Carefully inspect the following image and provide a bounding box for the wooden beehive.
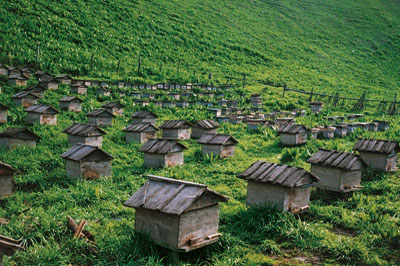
[331,124,348,137]
[310,102,323,113]
[70,84,88,95]
[238,161,319,213]
[0,104,9,124]
[12,92,40,108]
[123,123,159,144]
[131,110,157,125]
[24,85,46,97]
[63,123,106,147]
[59,96,83,112]
[55,74,72,85]
[160,120,192,140]
[198,134,238,158]
[102,102,124,116]
[123,175,229,252]
[139,139,187,168]
[191,120,219,139]
[278,124,307,146]
[61,144,113,180]
[354,138,399,171]
[0,128,40,149]
[307,149,366,193]
[87,109,115,127]
[7,74,28,87]
[0,162,16,198]
[25,105,59,125]
[39,79,59,90]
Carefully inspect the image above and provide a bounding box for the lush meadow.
[0,79,399,265]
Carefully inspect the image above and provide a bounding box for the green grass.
[2,0,400,98]
[0,80,399,265]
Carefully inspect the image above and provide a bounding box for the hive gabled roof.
[193,120,219,129]
[60,144,113,161]
[59,96,83,103]
[71,83,88,88]
[123,175,229,215]
[25,104,59,114]
[278,124,307,134]
[24,85,46,92]
[63,123,106,137]
[238,160,318,188]
[0,102,9,110]
[12,91,41,99]
[123,123,159,133]
[307,149,366,170]
[55,74,72,79]
[132,110,158,118]
[0,235,24,252]
[87,108,116,117]
[0,162,15,173]
[354,138,399,154]
[0,127,40,140]
[102,102,124,108]
[160,120,192,129]
[198,134,238,145]
[139,138,187,154]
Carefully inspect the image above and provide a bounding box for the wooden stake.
[309,88,314,102]
[90,54,94,72]
[74,219,87,239]
[36,44,40,68]
[137,55,141,75]
[117,59,121,74]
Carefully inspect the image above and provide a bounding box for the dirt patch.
[271,248,325,265]
[332,225,357,237]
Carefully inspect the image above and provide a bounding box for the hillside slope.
[2,0,400,94]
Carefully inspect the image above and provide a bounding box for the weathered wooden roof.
[61,144,113,161]
[55,74,72,79]
[63,123,106,137]
[139,139,187,154]
[0,235,24,252]
[24,85,46,92]
[87,108,115,117]
[59,96,83,103]
[123,175,229,215]
[0,102,9,110]
[123,123,159,132]
[12,91,40,99]
[278,124,307,134]
[354,138,399,154]
[0,127,40,140]
[0,162,15,173]
[160,120,192,129]
[193,120,219,129]
[307,149,365,170]
[132,110,158,118]
[310,102,323,105]
[102,102,124,108]
[238,160,318,188]
[8,74,28,80]
[71,83,88,88]
[198,134,238,146]
[25,104,59,114]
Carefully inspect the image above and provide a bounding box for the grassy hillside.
[2,0,400,96]
[0,79,399,265]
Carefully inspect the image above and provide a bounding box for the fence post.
[388,93,397,115]
[334,92,339,106]
[242,73,246,88]
[137,55,141,75]
[309,88,314,102]
[117,59,121,74]
[90,54,94,72]
[282,86,286,97]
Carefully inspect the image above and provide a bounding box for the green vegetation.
[1,0,400,264]
[0,80,399,265]
[2,0,400,98]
